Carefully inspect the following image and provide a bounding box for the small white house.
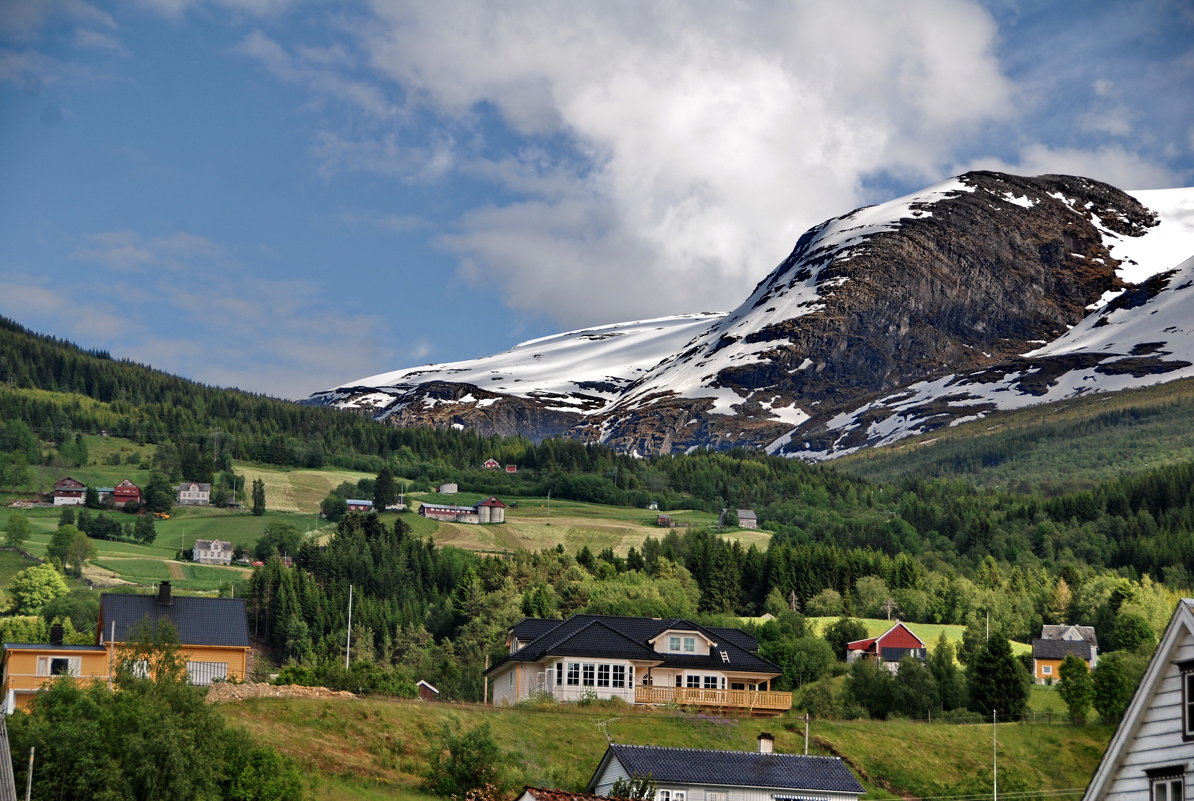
[177,481,211,506]
[1081,598,1194,801]
[193,539,233,566]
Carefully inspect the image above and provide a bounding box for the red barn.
[481,459,501,469]
[505,464,517,473]
[53,477,86,506]
[112,479,141,508]
[845,622,926,673]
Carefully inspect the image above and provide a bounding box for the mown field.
[214,695,1112,801]
[234,464,383,513]
[408,493,772,555]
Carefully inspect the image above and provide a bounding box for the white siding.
[1101,634,1194,801]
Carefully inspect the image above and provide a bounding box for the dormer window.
[666,635,696,652]
[1148,767,1184,801]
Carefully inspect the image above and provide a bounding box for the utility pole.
[24,747,34,801]
[992,709,998,801]
[803,713,810,755]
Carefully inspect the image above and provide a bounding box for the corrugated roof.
[99,593,250,648]
[602,745,864,794]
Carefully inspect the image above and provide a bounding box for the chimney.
[49,624,64,646]
[758,732,774,754]
[156,581,172,606]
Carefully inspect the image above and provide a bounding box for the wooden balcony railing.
[635,685,792,711]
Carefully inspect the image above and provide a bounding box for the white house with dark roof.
[176,481,211,505]
[1082,599,1194,801]
[485,615,790,714]
[588,739,865,801]
[192,538,233,565]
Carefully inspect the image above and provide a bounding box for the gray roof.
[593,745,864,794]
[99,592,250,648]
[1031,638,1092,660]
[4,644,106,652]
[1040,624,1097,646]
[490,615,777,676]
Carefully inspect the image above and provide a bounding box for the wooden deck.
[635,685,792,713]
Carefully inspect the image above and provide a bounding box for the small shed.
[417,679,439,701]
[505,464,518,473]
[737,509,758,529]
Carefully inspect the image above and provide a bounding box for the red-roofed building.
[52,477,86,506]
[845,622,926,673]
[482,458,501,469]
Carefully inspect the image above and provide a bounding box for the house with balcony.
[485,615,789,714]
[2,581,251,713]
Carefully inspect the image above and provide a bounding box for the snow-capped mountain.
[304,313,724,439]
[305,172,1194,459]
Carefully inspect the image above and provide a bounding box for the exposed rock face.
[306,171,1194,458]
[593,172,1157,453]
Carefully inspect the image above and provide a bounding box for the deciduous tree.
[1058,653,1094,724]
[8,563,68,614]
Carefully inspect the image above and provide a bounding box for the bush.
[422,721,510,798]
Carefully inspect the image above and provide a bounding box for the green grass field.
[214,694,1112,801]
[234,463,381,513]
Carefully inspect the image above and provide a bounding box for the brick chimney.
[156,581,172,606]
[758,732,774,754]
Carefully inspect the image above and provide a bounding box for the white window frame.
[1181,660,1194,741]
[582,663,595,687]
[612,665,626,688]
[1042,665,1052,675]
[657,791,671,801]
[1148,768,1184,801]
[597,664,611,688]
[567,663,580,686]
[37,655,82,677]
[669,636,681,651]
[683,637,696,652]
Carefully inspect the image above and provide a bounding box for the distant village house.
[346,499,373,512]
[1032,624,1098,684]
[736,509,758,529]
[192,539,233,566]
[52,477,86,506]
[112,479,141,508]
[176,481,211,506]
[482,458,501,469]
[845,622,926,673]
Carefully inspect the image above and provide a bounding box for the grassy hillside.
[214,696,1111,801]
[833,375,1194,488]
[235,463,380,513]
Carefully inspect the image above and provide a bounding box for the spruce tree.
[251,479,266,516]
[373,465,399,510]
[967,633,1029,719]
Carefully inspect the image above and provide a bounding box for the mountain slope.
[307,172,1194,458]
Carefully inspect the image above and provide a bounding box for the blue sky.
[1,0,1191,399]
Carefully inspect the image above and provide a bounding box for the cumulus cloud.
[330,0,1016,326]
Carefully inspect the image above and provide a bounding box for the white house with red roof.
[845,621,926,673]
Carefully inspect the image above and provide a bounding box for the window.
[683,637,696,652]
[612,665,626,688]
[556,662,563,686]
[1181,660,1194,741]
[37,656,82,677]
[567,663,580,686]
[669,636,681,651]
[1042,665,1052,675]
[686,675,700,688]
[582,663,596,687]
[675,675,682,687]
[674,793,685,801]
[657,792,671,801]
[1148,768,1184,801]
[704,675,719,689]
[597,665,611,687]
[708,794,727,801]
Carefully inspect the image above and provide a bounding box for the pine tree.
[373,465,399,510]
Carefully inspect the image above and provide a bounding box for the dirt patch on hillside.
[205,682,357,704]
[82,563,134,588]
[166,561,186,579]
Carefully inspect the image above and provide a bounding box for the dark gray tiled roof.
[4,644,106,652]
[99,593,250,648]
[1031,638,1092,660]
[603,745,864,794]
[490,615,778,675]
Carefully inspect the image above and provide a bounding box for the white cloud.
[72,230,231,271]
[963,143,1176,191]
[340,0,1018,326]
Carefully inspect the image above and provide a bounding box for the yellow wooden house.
[3,582,251,713]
